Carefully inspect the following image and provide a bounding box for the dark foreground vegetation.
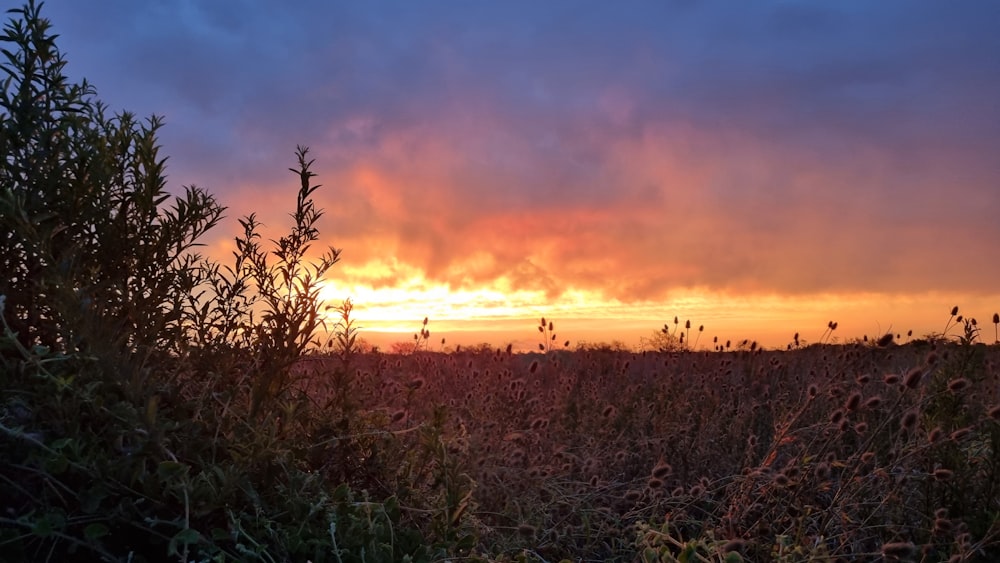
[2,3,999,561]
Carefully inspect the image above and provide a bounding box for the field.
[284,336,1000,561]
[6,306,1000,562]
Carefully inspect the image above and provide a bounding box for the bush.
[0,3,458,561]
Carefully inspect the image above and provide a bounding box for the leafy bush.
[0,3,459,561]
[0,2,223,366]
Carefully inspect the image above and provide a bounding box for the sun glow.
[317,261,1000,352]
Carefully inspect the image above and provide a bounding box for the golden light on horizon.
[316,259,1000,350]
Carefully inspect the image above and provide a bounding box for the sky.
[29,1,1000,350]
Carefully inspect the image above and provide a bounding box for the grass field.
[282,333,1000,561]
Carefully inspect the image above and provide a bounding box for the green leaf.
[32,518,53,538]
[157,460,188,482]
[168,528,203,557]
[84,523,109,540]
[455,533,476,551]
[49,437,72,450]
[45,454,68,474]
[80,485,107,514]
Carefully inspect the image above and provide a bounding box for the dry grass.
[289,336,1000,561]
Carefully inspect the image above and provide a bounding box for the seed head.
[813,462,831,480]
[844,392,862,412]
[651,462,673,479]
[949,427,972,442]
[928,427,943,443]
[947,377,970,392]
[829,409,845,424]
[933,517,952,535]
[903,367,922,389]
[933,468,954,481]
[882,541,917,559]
[722,539,747,554]
[987,404,1000,421]
[883,373,901,385]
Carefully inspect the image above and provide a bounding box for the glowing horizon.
[316,270,1000,351]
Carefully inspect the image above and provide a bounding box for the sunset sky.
[40,1,1000,350]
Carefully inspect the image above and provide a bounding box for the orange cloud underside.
[208,112,999,351]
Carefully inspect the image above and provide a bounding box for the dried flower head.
[813,462,831,480]
[988,405,1000,421]
[722,539,747,554]
[947,378,970,392]
[844,392,862,412]
[933,517,952,535]
[933,468,954,481]
[651,462,673,480]
[928,427,943,443]
[903,367,923,389]
[950,427,972,442]
[882,541,917,559]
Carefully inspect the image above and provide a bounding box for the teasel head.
[949,427,972,442]
[903,367,923,389]
[844,391,862,412]
[987,404,1000,422]
[947,377,970,392]
[517,524,537,538]
[651,461,673,480]
[881,542,917,560]
[933,467,954,482]
[900,409,919,433]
